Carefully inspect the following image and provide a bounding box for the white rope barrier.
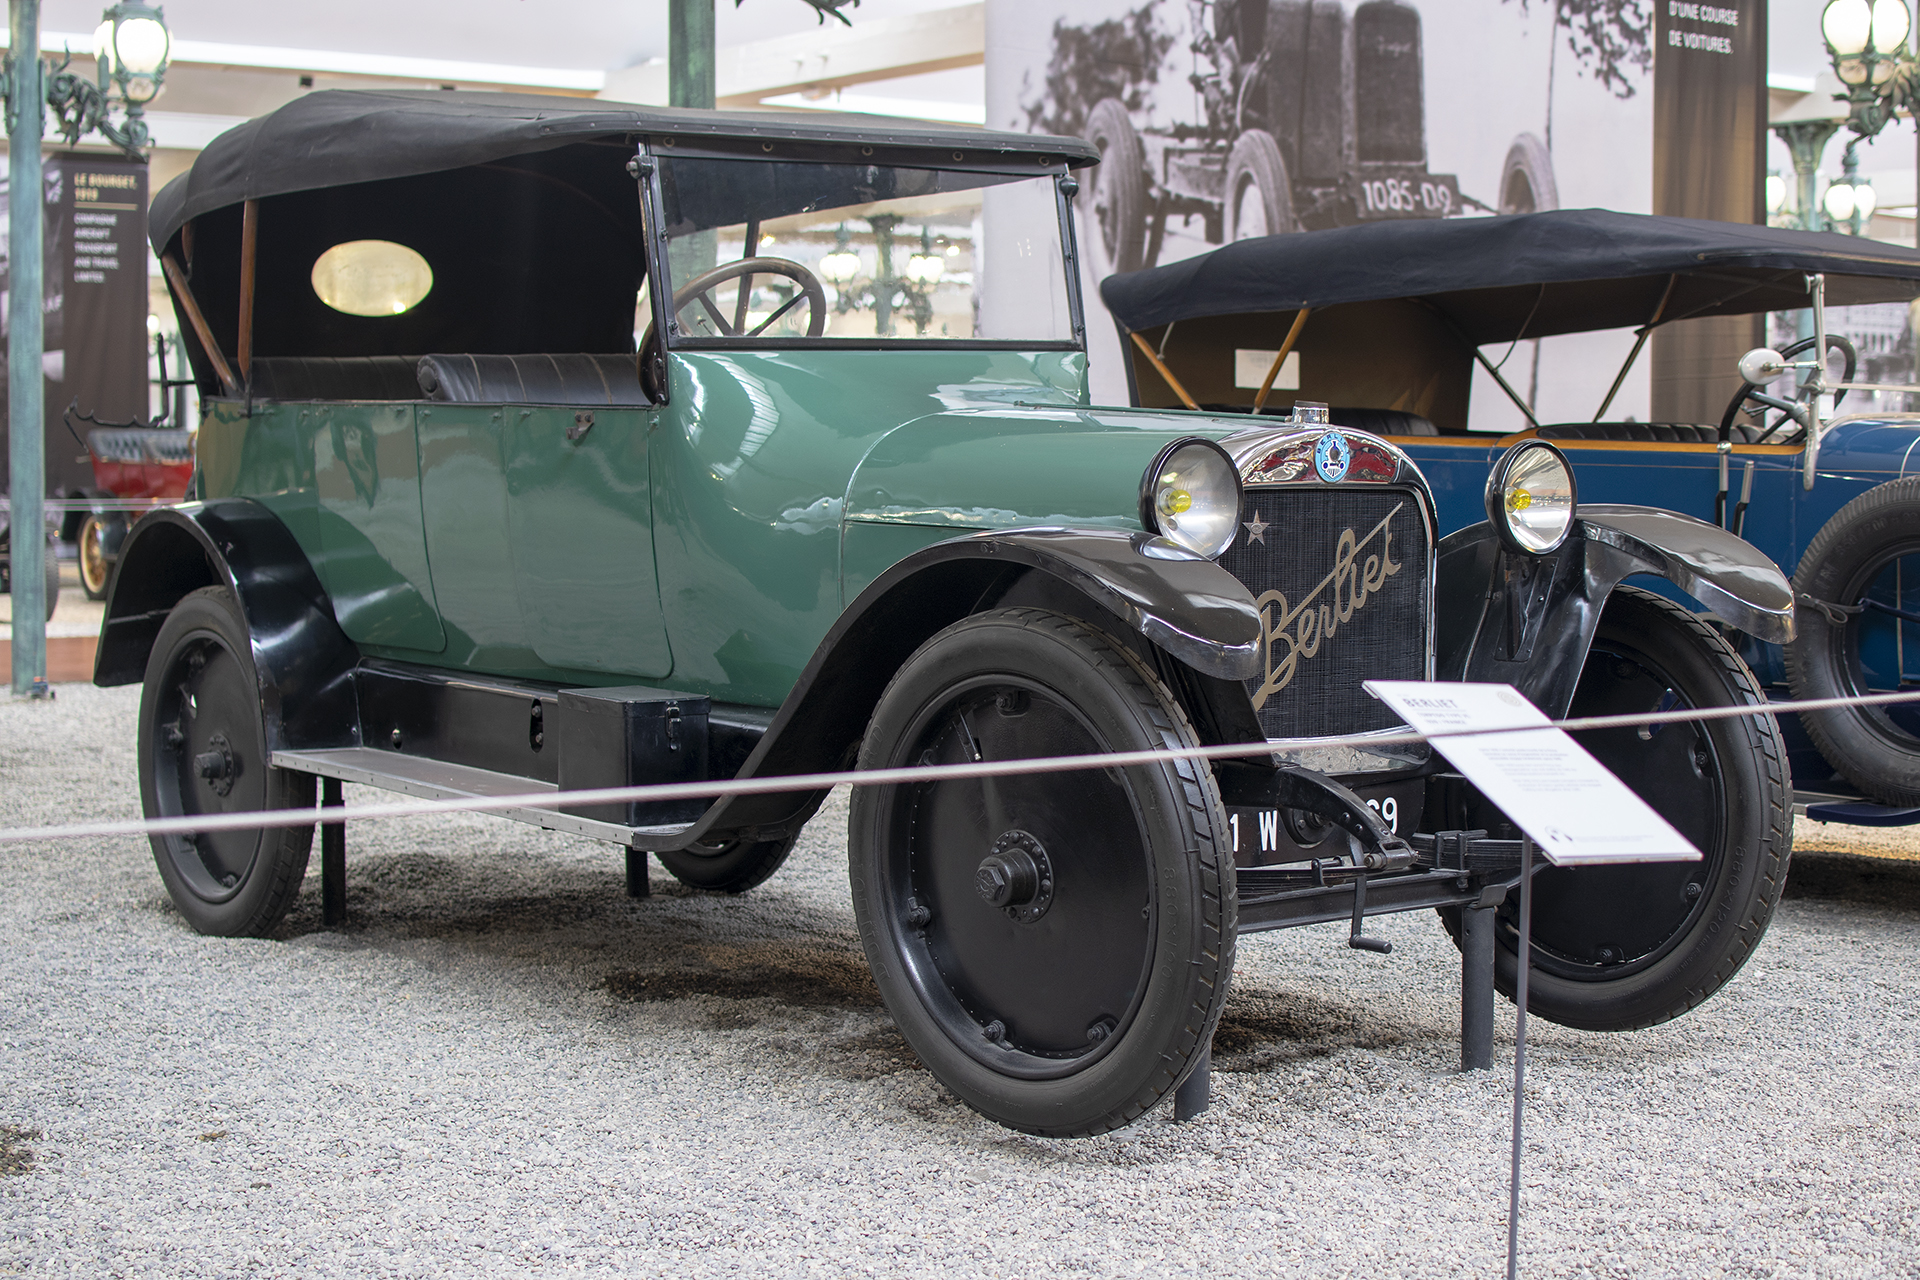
[2,687,1916,847]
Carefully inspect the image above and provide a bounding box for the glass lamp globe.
[1826,0,1875,57]
[1766,173,1787,214]
[1855,181,1879,220]
[1872,0,1913,51]
[819,250,861,285]
[94,4,171,103]
[1825,179,1859,223]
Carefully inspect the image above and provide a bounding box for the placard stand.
[1506,836,1534,1280]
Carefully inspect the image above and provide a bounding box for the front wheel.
[849,609,1234,1137]
[1471,587,1790,1031]
[139,587,316,936]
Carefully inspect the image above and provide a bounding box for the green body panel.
[191,348,1255,713]
[504,406,671,677]
[415,405,530,669]
[844,407,1237,532]
[311,402,446,653]
[646,348,1088,706]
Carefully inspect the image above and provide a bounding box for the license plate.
[1345,171,1460,221]
[1227,775,1427,864]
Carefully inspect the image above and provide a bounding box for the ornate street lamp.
[5,0,169,697]
[1823,141,1879,233]
[1823,0,1915,136]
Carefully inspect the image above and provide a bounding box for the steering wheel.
[636,256,828,398]
[1719,333,1856,448]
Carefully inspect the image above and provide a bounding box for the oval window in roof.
[311,240,432,317]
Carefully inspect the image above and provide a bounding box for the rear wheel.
[139,587,315,937]
[1786,477,1920,804]
[1224,130,1292,241]
[849,609,1233,1137]
[1470,587,1789,1030]
[656,832,798,893]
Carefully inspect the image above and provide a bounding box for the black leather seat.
[416,353,650,405]
[248,356,424,401]
[1535,422,1763,444]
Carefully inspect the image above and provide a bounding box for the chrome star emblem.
[1242,512,1269,546]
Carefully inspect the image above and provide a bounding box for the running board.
[271,747,696,847]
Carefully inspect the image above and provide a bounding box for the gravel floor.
[3,684,1918,1278]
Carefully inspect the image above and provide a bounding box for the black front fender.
[1435,507,1793,718]
[94,499,359,753]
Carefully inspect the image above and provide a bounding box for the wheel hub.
[193,732,239,797]
[974,830,1054,923]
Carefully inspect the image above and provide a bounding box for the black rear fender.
[93,499,359,752]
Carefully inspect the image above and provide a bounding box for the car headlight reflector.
[1140,437,1242,559]
[1485,439,1577,555]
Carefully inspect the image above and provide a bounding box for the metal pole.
[667,0,714,110]
[7,0,46,697]
[665,0,716,287]
[1506,835,1534,1280]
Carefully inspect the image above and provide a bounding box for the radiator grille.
[1216,487,1431,740]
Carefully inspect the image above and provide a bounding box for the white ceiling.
[39,0,961,73]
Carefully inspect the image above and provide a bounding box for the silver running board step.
[270,747,695,848]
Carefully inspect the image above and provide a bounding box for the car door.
[502,404,673,679]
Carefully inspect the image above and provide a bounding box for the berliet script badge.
[1250,501,1402,711]
[1313,429,1352,483]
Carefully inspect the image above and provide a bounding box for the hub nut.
[975,830,1055,923]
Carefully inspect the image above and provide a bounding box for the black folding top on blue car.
[1099,208,1920,343]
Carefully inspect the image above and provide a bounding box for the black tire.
[1458,587,1790,1031]
[78,514,111,601]
[1786,477,1920,804]
[656,831,798,893]
[849,608,1234,1137]
[1224,129,1293,241]
[1085,98,1149,273]
[139,587,315,937]
[1498,133,1559,215]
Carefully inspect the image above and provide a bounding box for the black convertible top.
[149,89,1097,253]
[1098,209,1920,343]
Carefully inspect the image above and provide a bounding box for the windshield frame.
[636,140,1086,355]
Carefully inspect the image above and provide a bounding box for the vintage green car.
[99,90,1795,1137]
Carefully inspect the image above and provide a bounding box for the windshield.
[652,155,1077,345]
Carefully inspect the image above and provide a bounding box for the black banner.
[0,154,149,500]
[1651,0,1768,423]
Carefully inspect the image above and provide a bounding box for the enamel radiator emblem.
[1313,430,1352,484]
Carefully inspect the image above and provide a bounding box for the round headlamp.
[1485,440,1577,555]
[1139,437,1243,559]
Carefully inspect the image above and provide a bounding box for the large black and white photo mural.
[987,0,1657,419]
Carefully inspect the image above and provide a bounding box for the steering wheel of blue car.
[1719,333,1856,448]
[637,257,828,401]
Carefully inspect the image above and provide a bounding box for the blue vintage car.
[1100,209,1920,809]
